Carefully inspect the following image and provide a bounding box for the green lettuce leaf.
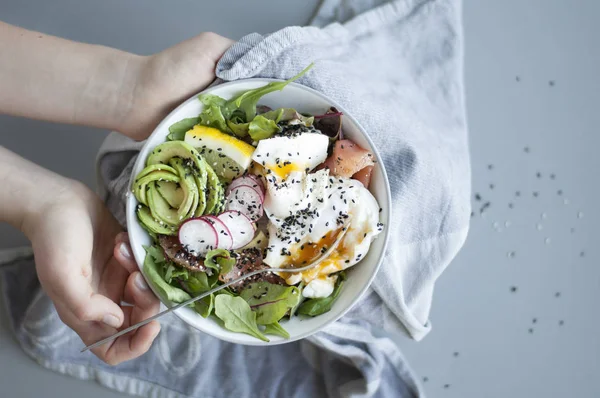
[240,282,301,325]
[197,93,231,132]
[225,63,314,122]
[214,295,269,342]
[145,245,165,263]
[288,281,305,318]
[226,119,250,138]
[297,272,346,317]
[143,250,191,303]
[263,321,290,339]
[194,293,214,318]
[167,118,198,141]
[204,249,236,275]
[248,115,280,141]
[261,108,314,126]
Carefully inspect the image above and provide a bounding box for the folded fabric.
[0,0,469,397]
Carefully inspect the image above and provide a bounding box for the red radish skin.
[203,215,234,250]
[217,211,256,249]
[226,185,264,221]
[178,217,219,255]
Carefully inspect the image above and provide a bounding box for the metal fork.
[82,225,349,352]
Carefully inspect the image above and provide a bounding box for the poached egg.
[253,132,383,298]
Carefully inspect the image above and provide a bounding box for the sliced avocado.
[133,170,179,206]
[204,166,222,214]
[156,181,184,208]
[199,147,243,182]
[147,141,203,170]
[136,206,176,235]
[241,230,268,251]
[169,158,199,219]
[147,182,180,226]
[193,159,208,216]
[135,164,177,181]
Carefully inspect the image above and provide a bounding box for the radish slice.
[217,211,256,249]
[226,185,264,221]
[178,218,218,255]
[203,215,234,250]
[227,175,265,199]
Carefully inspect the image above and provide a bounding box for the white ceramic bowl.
[126,80,392,345]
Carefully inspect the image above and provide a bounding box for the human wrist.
[0,146,77,238]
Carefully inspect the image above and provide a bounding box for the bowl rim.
[126,78,392,345]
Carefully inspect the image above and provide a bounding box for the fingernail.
[119,242,132,259]
[103,314,121,329]
[135,273,149,291]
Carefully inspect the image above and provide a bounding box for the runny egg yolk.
[281,229,345,284]
[267,162,301,179]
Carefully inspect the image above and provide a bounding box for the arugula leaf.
[240,282,301,325]
[204,249,236,275]
[297,272,346,317]
[194,293,214,318]
[263,321,290,339]
[214,295,269,342]
[167,118,198,141]
[248,115,280,141]
[143,251,191,303]
[225,63,314,122]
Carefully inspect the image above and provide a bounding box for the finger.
[123,271,160,311]
[100,307,161,365]
[45,267,124,329]
[115,231,129,245]
[114,239,138,274]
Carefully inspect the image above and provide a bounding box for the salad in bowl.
[128,64,390,343]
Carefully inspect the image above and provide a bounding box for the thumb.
[69,293,125,329]
[38,259,125,330]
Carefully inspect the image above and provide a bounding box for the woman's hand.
[121,32,234,140]
[0,22,233,141]
[24,182,161,365]
[1,147,161,365]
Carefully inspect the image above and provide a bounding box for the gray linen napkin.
[0,1,468,397]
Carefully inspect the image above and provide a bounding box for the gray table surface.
[1,0,599,397]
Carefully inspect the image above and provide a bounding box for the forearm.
[0,21,144,132]
[0,146,72,234]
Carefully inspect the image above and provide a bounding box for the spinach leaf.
[167,117,198,141]
[297,272,346,317]
[240,282,301,325]
[143,251,191,303]
[204,249,236,275]
[214,295,269,342]
[263,321,290,339]
[225,63,313,122]
[248,115,280,141]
